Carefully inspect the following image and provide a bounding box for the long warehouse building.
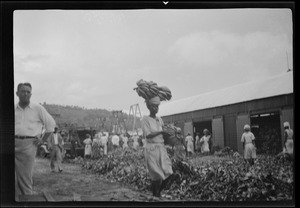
[159,71,294,154]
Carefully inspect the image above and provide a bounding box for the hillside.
[41,103,141,132]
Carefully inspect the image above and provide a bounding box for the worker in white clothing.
[100,133,108,155]
[111,133,120,150]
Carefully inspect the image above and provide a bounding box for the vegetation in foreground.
[68,147,294,201]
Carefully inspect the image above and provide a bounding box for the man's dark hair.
[17,82,32,91]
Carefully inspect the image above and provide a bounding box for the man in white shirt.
[47,126,64,172]
[100,133,108,155]
[15,82,56,201]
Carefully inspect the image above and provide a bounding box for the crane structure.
[111,110,128,135]
[127,104,143,134]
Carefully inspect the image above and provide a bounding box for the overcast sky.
[13,8,293,115]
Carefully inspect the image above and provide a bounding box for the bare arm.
[146,131,163,139]
[252,140,255,147]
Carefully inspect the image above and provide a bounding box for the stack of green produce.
[78,147,294,201]
[134,79,172,101]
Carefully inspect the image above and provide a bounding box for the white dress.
[241,132,256,159]
[83,138,92,156]
[185,135,194,153]
[200,135,210,153]
[141,115,173,181]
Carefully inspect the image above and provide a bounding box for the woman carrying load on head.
[141,96,174,197]
[135,79,178,197]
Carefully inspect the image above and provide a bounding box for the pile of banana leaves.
[77,147,294,201]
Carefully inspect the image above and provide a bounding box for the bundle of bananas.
[134,79,172,101]
[162,124,183,146]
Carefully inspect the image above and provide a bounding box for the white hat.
[283,122,290,128]
[244,124,250,130]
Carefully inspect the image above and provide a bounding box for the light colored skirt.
[144,143,173,181]
[85,144,92,156]
[187,141,194,153]
[284,139,293,155]
[244,143,256,159]
[201,141,210,153]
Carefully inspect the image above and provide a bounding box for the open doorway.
[193,120,212,152]
[250,112,281,155]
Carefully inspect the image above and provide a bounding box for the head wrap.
[203,129,209,133]
[146,96,161,105]
[244,124,250,130]
[284,122,290,128]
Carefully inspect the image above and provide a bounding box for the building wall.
[161,94,293,152]
[224,114,237,150]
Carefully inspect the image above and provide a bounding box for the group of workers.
[15,81,294,200]
[82,132,144,158]
[184,129,213,156]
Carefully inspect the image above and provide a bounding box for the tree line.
[41,103,141,132]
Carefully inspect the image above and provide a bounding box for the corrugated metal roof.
[159,72,293,117]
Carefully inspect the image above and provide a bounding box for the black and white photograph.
[1,1,295,207]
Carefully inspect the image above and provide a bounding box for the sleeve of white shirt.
[38,104,56,133]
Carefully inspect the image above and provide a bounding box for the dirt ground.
[30,157,162,202]
[28,154,228,203]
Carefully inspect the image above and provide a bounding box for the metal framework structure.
[127,104,143,134]
[111,110,128,134]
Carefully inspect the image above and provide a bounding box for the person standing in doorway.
[200,129,211,155]
[15,82,56,200]
[47,126,64,172]
[195,132,201,153]
[185,133,194,157]
[283,121,294,160]
[241,124,256,166]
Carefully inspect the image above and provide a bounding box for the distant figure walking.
[48,126,64,173]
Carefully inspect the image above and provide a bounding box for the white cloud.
[168,30,291,76]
